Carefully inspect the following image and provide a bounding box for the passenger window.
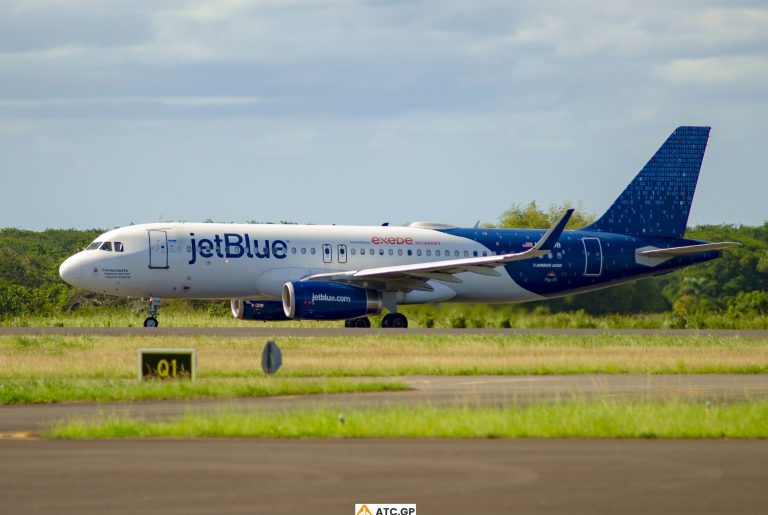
[436,250,441,257]
[398,249,403,256]
[291,247,297,254]
[455,250,460,257]
[464,250,469,257]
[99,242,112,251]
[426,250,431,257]
[379,249,384,256]
[369,249,374,255]
[311,248,316,255]
[324,247,330,255]
[417,249,422,256]
[473,251,478,257]
[482,251,487,257]
[407,250,412,256]
[114,242,124,252]
[351,248,356,256]
[301,248,306,255]
[388,249,393,256]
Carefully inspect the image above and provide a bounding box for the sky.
[0,0,767,231]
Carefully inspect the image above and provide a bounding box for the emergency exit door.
[322,243,332,264]
[149,230,169,269]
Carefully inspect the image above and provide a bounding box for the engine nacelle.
[282,281,383,320]
[231,299,289,321]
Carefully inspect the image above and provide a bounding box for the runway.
[2,326,768,337]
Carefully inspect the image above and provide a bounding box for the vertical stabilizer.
[584,126,710,238]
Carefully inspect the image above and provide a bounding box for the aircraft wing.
[303,209,573,291]
[637,242,740,258]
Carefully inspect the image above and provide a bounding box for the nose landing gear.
[143,297,161,327]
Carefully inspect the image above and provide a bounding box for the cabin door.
[582,237,602,276]
[148,230,169,269]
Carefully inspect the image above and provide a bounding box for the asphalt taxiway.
[1,439,766,515]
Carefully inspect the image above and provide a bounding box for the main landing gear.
[143,297,161,327]
[344,313,409,329]
[381,313,408,328]
[345,317,372,328]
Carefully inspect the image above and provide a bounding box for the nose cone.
[59,255,82,286]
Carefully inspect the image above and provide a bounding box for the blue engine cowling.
[231,299,289,321]
[282,281,383,320]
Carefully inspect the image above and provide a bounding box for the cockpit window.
[114,242,124,252]
[86,242,101,250]
[99,242,113,251]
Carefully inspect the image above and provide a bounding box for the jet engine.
[282,281,383,320]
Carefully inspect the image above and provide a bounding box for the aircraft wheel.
[344,319,353,328]
[354,317,371,328]
[143,316,159,328]
[382,313,408,329]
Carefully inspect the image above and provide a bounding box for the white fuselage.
[59,222,542,304]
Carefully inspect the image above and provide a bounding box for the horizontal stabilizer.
[637,242,740,258]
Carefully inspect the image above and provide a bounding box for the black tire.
[344,319,353,328]
[354,317,371,328]
[383,313,408,329]
[392,313,408,328]
[143,317,159,328]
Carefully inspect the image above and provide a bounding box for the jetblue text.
[189,233,288,264]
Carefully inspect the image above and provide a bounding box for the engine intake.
[231,299,289,321]
[282,281,383,320]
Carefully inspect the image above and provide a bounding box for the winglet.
[532,209,573,252]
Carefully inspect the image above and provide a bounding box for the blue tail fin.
[584,126,710,238]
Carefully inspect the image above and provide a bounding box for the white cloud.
[0,96,284,110]
[656,55,768,84]
[1,1,768,228]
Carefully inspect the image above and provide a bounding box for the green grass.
[2,334,767,383]
[6,305,768,329]
[47,399,768,439]
[0,377,407,404]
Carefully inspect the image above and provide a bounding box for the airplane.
[59,126,738,328]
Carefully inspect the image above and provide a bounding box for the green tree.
[495,201,596,229]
